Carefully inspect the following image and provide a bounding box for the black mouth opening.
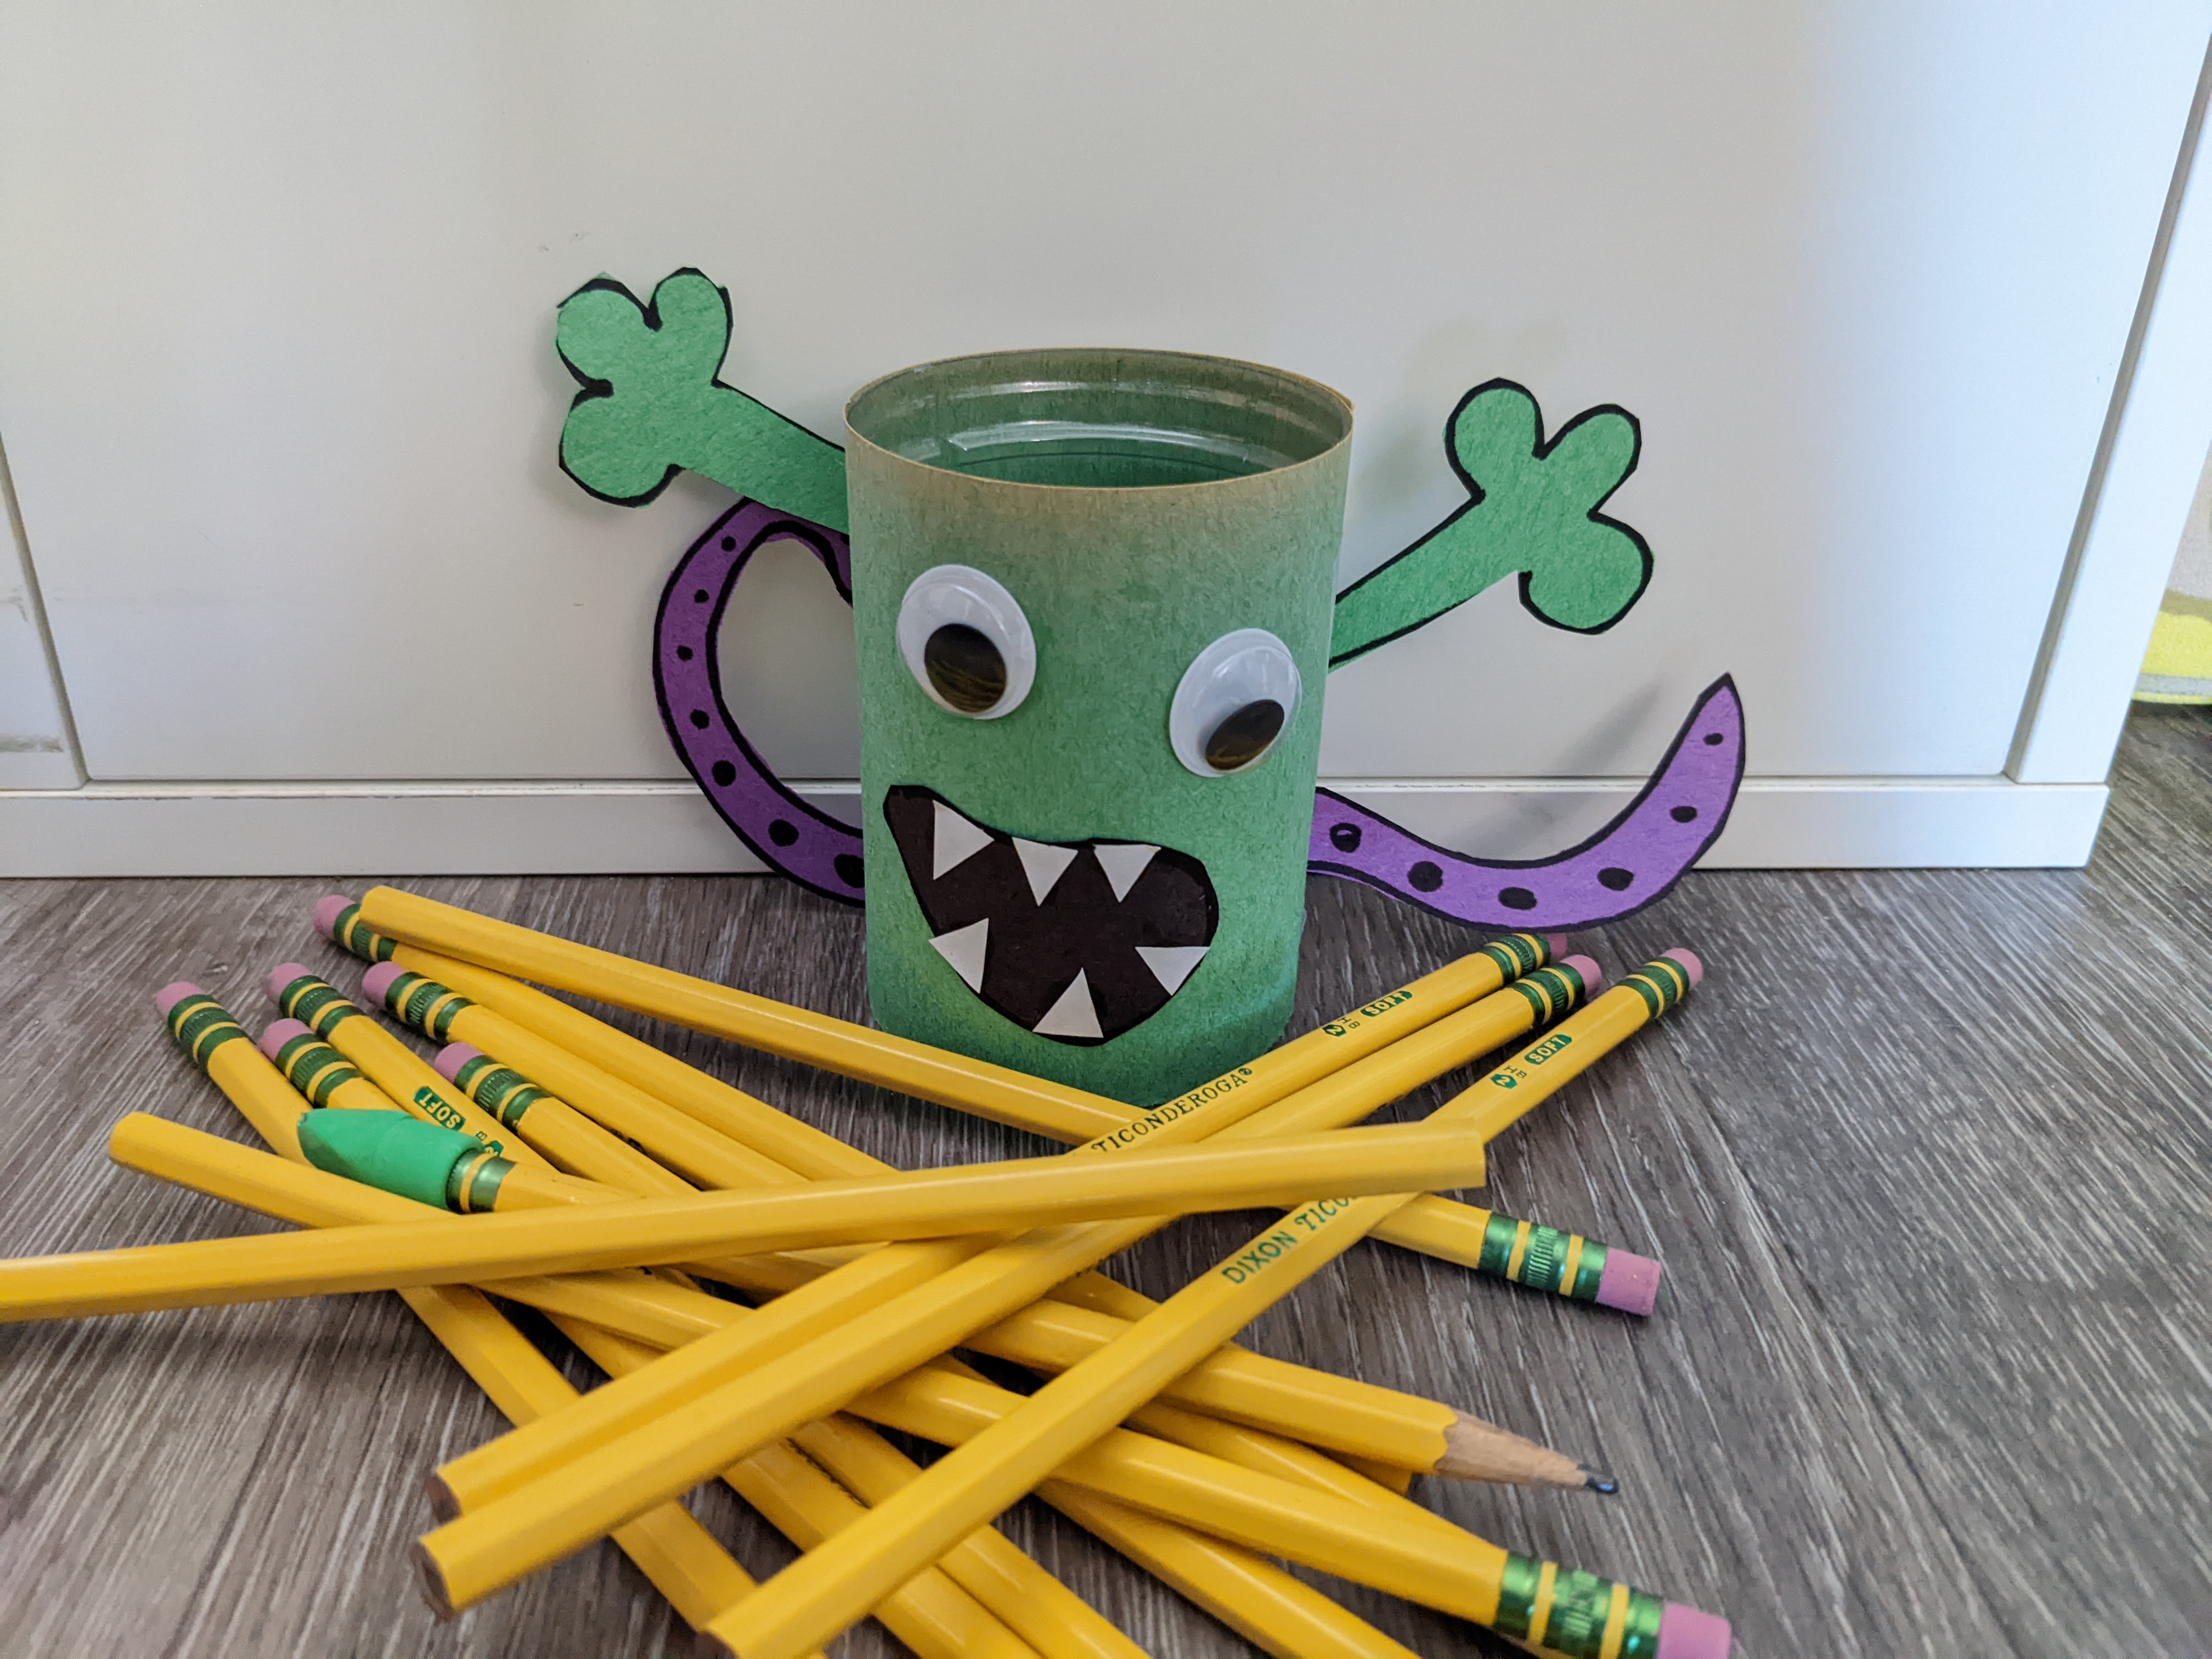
[883,785,1220,1046]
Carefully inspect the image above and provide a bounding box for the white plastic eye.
[1169,628,1301,776]
[896,565,1036,719]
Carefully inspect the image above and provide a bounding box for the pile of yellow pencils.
[0,884,1734,1659]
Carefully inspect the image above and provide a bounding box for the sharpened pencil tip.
[1585,1473,1618,1494]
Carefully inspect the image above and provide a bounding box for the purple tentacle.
[1307,675,1745,929]
[654,499,867,904]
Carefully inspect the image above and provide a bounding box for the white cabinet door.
[1,4,2205,869]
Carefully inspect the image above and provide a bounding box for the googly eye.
[1169,628,1301,776]
[896,565,1036,719]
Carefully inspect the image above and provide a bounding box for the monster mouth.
[882,785,1220,1046]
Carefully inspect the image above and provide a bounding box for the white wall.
[1,3,2206,868]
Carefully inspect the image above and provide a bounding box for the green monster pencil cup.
[843,348,1354,1103]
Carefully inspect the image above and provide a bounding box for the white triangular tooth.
[1092,842,1159,902]
[927,918,989,992]
[1012,838,1079,905]
[1135,945,1210,995]
[932,799,995,878]
[1032,970,1104,1040]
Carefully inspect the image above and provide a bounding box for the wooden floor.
[2,706,2207,1659]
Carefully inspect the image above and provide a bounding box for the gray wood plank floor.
[2,706,2206,1658]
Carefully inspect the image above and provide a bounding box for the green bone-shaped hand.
[557,273,1654,660]
[1328,379,1652,667]
[556,269,850,531]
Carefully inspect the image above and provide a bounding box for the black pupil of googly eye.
[923,624,1008,714]
[1203,699,1285,772]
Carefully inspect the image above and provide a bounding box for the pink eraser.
[1662,947,1703,988]
[1544,933,1571,957]
[1595,1249,1664,1316]
[1561,954,1604,994]
[268,963,315,1001]
[154,981,203,1017]
[256,1019,312,1062]
[313,895,355,939]
[1656,1602,1731,1659]
[434,1042,484,1084]
[362,961,404,1004]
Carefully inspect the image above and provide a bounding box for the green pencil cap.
[297,1109,486,1212]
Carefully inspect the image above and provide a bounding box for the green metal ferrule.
[275,975,358,1039]
[1479,931,1548,980]
[450,1052,548,1130]
[1621,956,1694,1020]
[329,903,396,963]
[1504,961,1583,1024]
[1568,1239,1609,1299]
[1474,1211,1610,1301]
[164,995,249,1068]
[271,1031,364,1107]
[380,970,476,1045]
[1489,1553,1666,1658]
[446,1148,514,1214]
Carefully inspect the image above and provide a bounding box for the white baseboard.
[0,774,2111,877]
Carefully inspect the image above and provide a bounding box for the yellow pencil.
[115,1041,1075,1659]
[148,985,795,1641]
[402,1284,782,1636]
[113,1113,1564,1570]
[269,969,681,1203]
[1041,1482,1424,1659]
[132,1048,916,1658]
[414,958,1590,1595]
[156,984,312,1161]
[337,896,1637,1331]
[697,956,1714,1659]
[963,1296,1599,1487]
[700,1362,1596,1650]
[359,960,804,1192]
[251,1018,403,1114]
[370,930,1618,1319]
[697,1247,1578,1485]
[566,1319,1133,1659]
[572,1320,1048,1659]
[111,1108,1558,1651]
[109,1113,736,1347]
[321,893,873,1182]
[0,1124,1487,1322]
[136,1105,1571,1490]
[263,966,553,1170]
[889,1353,1421,1659]
[294,1107,619,1215]
[353,886,1556,1142]
[777,1412,1144,1659]
[706,1430,1044,1659]
[251,1014,660,1220]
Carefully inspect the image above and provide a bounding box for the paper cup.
[845,348,1352,1103]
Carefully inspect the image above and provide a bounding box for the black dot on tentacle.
[1670,805,1697,822]
[1499,887,1537,910]
[1329,823,1362,853]
[720,537,736,552]
[689,709,710,729]
[834,853,865,888]
[676,646,693,661]
[769,820,798,847]
[694,588,710,603]
[1598,867,1634,890]
[710,760,735,787]
[1703,732,1724,745]
[1407,861,1442,893]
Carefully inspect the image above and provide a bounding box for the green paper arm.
[556,269,850,531]
[1329,379,1652,667]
